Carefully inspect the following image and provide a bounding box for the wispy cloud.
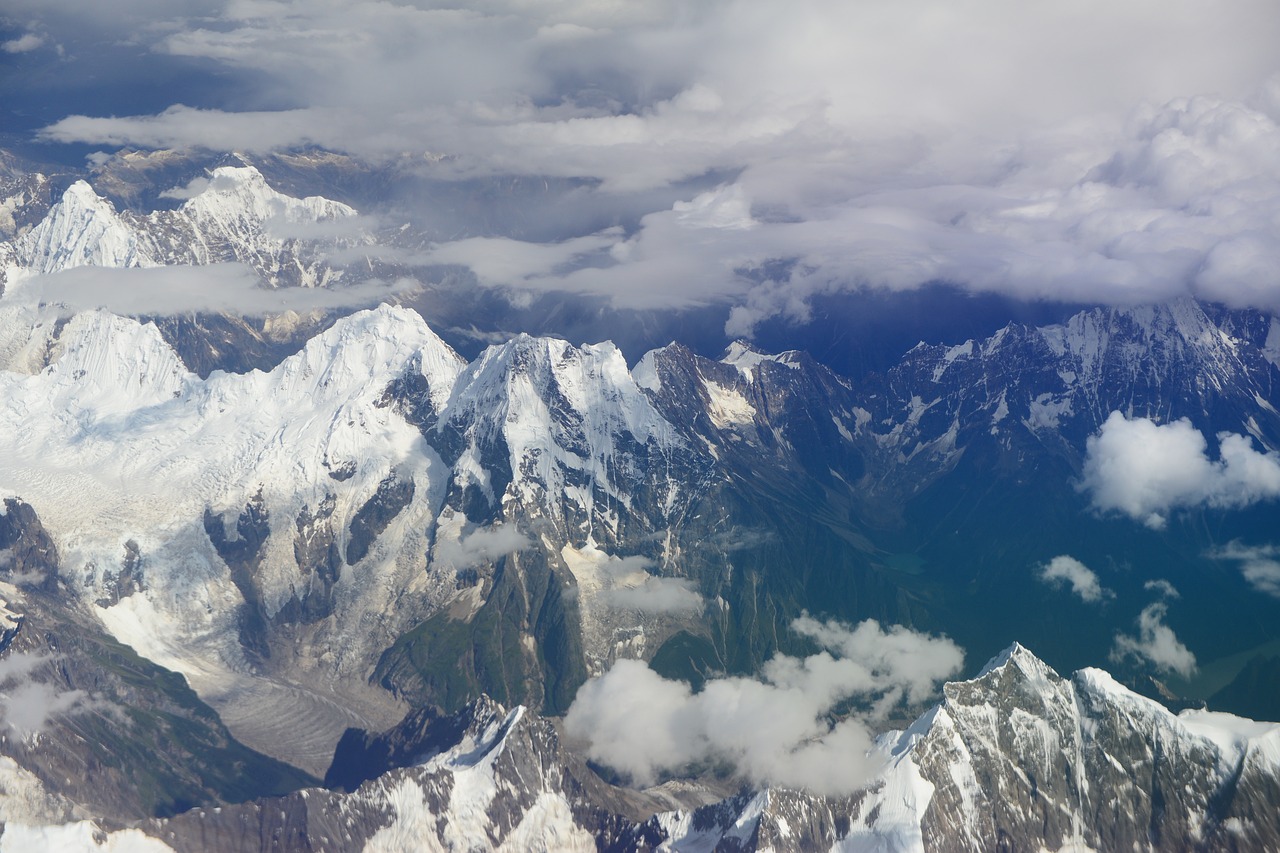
[432,523,530,570]
[3,264,419,318]
[0,653,89,737]
[2,33,45,54]
[1207,541,1280,597]
[596,555,702,615]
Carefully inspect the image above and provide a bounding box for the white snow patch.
[632,349,662,392]
[0,822,174,852]
[722,341,800,380]
[703,378,755,428]
[931,340,973,382]
[1264,318,1280,370]
[1026,393,1073,430]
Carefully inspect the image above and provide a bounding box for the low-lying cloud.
[432,523,530,570]
[1037,555,1111,603]
[1111,601,1197,678]
[1080,412,1280,528]
[2,264,419,318]
[0,653,89,737]
[598,555,703,615]
[563,615,964,794]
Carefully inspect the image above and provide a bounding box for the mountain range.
[0,153,1278,849]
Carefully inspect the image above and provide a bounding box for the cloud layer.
[3,264,419,318]
[563,615,963,794]
[1080,412,1280,528]
[11,0,1280,321]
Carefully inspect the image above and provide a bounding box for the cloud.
[15,0,1280,321]
[2,264,419,318]
[563,615,964,793]
[1037,555,1111,603]
[1111,601,1197,678]
[603,577,701,614]
[569,550,704,615]
[1208,542,1280,597]
[1080,412,1280,528]
[1143,579,1180,599]
[39,105,333,154]
[0,653,89,737]
[2,33,45,54]
[432,523,530,570]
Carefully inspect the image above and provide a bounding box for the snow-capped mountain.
[2,164,358,287]
[2,155,1280,848]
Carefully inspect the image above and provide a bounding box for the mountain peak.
[975,641,1038,677]
[721,339,802,378]
[181,163,356,225]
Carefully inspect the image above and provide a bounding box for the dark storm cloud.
[12,0,1280,321]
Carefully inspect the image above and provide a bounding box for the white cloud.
[1208,542,1280,597]
[1038,555,1111,603]
[432,523,530,570]
[602,576,702,615]
[3,264,419,318]
[0,653,89,737]
[2,33,45,53]
[1080,412,1280,528]
[18,0,1280,320]
[563,615,963,793]
[1143,579,1180,600]
[1111,601,1197,678]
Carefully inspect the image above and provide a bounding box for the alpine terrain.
[0,151,1277,850]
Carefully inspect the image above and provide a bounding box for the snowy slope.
[0,304,464,770]
[1,164,361,293]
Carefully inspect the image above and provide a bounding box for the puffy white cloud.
[1038,555,1111,603]
[1111,601,1197,678]
[1080,412,1280,528]
[3,264,419,317]
[563,615,963,793]
[1208,541,1280,597]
